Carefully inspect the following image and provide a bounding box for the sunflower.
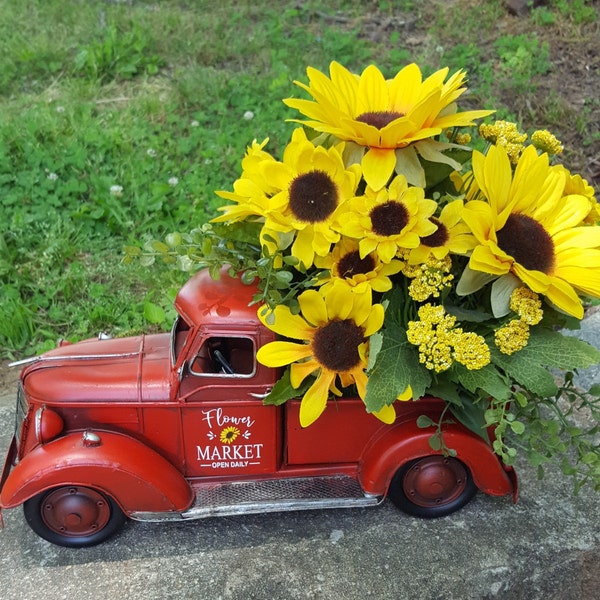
[315,236,403,293]
[409,199,476,264]
[213,138,280,223]
[220,426,241,444]
[457,144,600,318]
[251,127,362,268]
[256,283,396,427]
[335,174,437,263]
[555,164,599,225]
[283,61,493,190]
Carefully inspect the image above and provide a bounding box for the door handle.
[249,389,272,399]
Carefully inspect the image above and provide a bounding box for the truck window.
[172,317,191,364]
[190,337,255,377]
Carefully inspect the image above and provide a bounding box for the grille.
[14,383,28,447]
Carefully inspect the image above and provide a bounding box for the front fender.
[0,430,194,514]
[359,419,517,499]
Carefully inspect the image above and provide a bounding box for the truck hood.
[19,333,172,404]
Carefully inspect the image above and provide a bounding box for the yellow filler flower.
[284,61,493,190]
[458,145,600,319]
[256,283,394,427]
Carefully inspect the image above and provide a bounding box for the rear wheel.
[387,455,477,518]
[23,485,126,547]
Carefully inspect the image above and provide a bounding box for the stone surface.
[0,314,598,600]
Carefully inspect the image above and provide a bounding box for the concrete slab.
[0,314,599,600]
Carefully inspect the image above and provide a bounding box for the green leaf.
[144,301,166,324]
[510,420,525,435]
[450,399,490,441]
[452,363,511,401]
[527,328,600,369]
[426,380,464,405]
[150,240,169,254]
[367,331,383,370]
[122,245,141,256]
[491,328,600,397]
[263,369,312,406]
[364,322,431,413]
[165,232,182,247]
[416,415,435,429]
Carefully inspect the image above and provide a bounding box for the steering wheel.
[212,349,234,374]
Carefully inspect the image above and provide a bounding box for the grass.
[0,0,598,359]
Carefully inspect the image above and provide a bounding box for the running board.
[130,475,382,522]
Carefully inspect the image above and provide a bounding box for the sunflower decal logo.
[220,426,241,444]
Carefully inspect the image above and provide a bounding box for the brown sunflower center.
[421,217,449,248]
[356,110,404,130]
[337,250,376,278]
[288,170,338,223]
[370,201,409,237]
[312,319,364,372]
[496,213,555,273]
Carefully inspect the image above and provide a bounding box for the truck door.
[178,334,281,477]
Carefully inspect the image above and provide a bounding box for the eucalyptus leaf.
[416,415,435,428]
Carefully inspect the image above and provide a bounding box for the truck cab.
[0,268,517,547]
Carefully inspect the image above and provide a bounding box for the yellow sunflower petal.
[298,289,328,326]
[362,147,397,191]
[363,303,385,337]
[290,359,320,388]
[397,385,413,401]
[356,64,388,113]
[299,371,335,427]
[258,305,313,339]
[291,228,317,269]
[545,277,584,319]
[256,341,313,367]
[372,403,396,424]
[469,245,511,276]
[323,281,356,320]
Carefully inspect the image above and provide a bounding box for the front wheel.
[23,485,127,547]
[387,456,477,518]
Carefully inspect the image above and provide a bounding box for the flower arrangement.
[139,62,600,491]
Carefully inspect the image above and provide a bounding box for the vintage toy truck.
[0,268,517,547]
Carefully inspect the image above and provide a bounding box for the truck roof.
[174,267,262,328]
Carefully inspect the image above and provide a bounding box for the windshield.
[170,317,191,366]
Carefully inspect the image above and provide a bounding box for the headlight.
[34,406,64,444]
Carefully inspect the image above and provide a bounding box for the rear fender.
[359,419,517,499]
[0,430,194,514]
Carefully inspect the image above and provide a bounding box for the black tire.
[23,485,127,547]
[387,455,477,518]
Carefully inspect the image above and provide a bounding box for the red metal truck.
[0,268,517,547]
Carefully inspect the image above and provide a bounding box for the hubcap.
[403,457,468,508]
[41,487,111,537]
